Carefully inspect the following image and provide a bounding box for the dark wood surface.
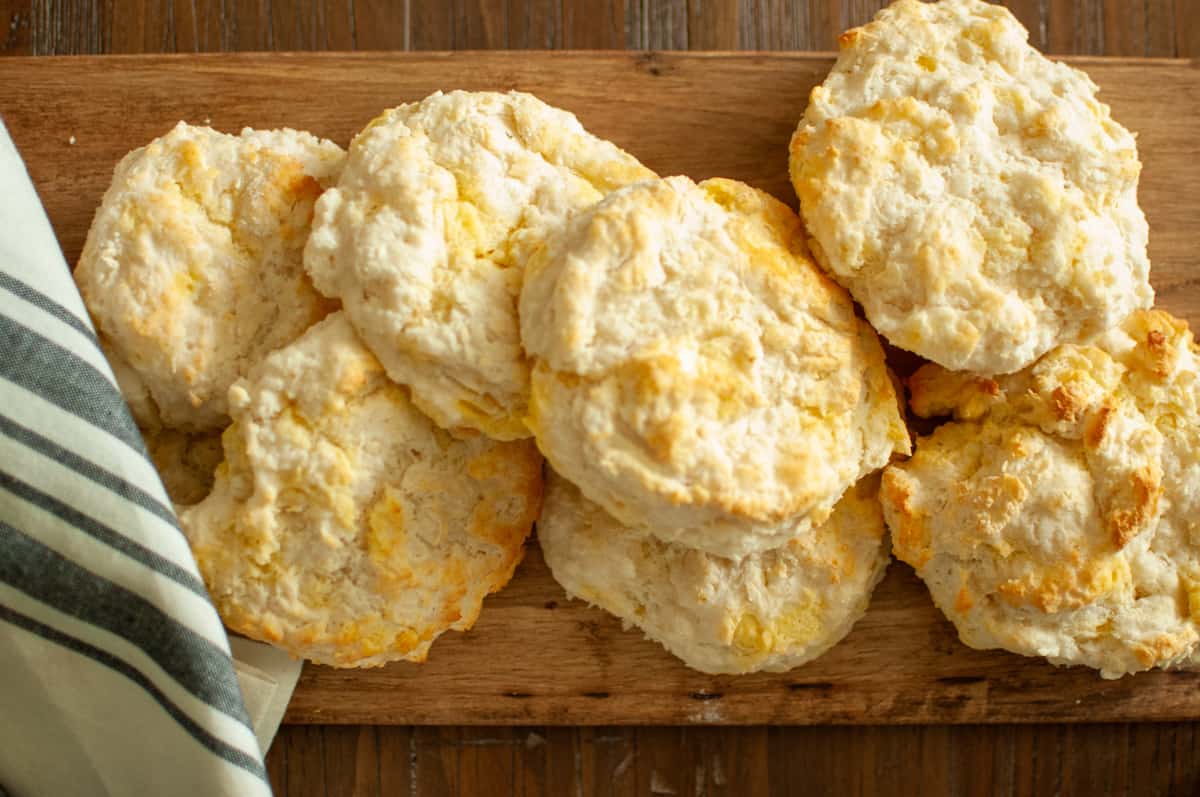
[2,0,1199,54]
[3,1,1199,794]
[264,724,1200,796]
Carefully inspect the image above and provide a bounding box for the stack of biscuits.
[525,176,910,673]
[797,0,1199,679]
[75,0,1200,679]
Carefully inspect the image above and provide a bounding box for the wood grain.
[1179,0,1200,57]
[265,722,1200,795]
[2,50,1197,727]
[3,0,1195,55]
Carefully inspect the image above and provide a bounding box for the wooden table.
[3,2,1198,794]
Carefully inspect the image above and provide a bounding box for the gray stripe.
[0,270,97,343]
[0,600,267,784]
[0,412,177,528]
[0,467,207,597]
[0,312,144,453]
[0,520,253,730]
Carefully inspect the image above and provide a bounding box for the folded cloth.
[229,637,304,751]
[0,120,300,796]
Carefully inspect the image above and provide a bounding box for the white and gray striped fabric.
[0,121,275,796]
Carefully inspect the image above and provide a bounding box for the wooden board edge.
[280,709,1200,727]
[6,48,1198,729]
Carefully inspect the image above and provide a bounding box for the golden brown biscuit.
[521,176,908,558]
[883,310,1200,677]
[180,313,543,667]
[539,471,889,674]
[77,122,343,430]
[791,0,1151,374]
[144,427,224,506]
[304,91,656,439]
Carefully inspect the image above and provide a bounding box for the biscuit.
[539,471,889,674]
[77,122,344,431]
[100,336,224,505]
[101,336,223,505]
[179,313,543,667]
[790,0,1152,375]
[882,310,1200,677]
[303,91,656,440]
[101,334,163,431]
[144,427,224,506]
[521,176,909,558]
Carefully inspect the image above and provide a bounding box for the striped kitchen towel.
[0,120,297,796]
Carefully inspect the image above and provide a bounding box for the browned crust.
[1083,402,1116,450]
[1107,468,1163,549]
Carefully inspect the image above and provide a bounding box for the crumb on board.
[68,135,76,145]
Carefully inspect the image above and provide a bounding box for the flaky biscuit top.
[522,176,908,558]
[304,91,656,440]
[884,310,1200,677]
[180,313,543,667]
[76,122,344,430]
[791,0,1151,375]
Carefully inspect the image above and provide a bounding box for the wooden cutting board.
[3,52,1199,726]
